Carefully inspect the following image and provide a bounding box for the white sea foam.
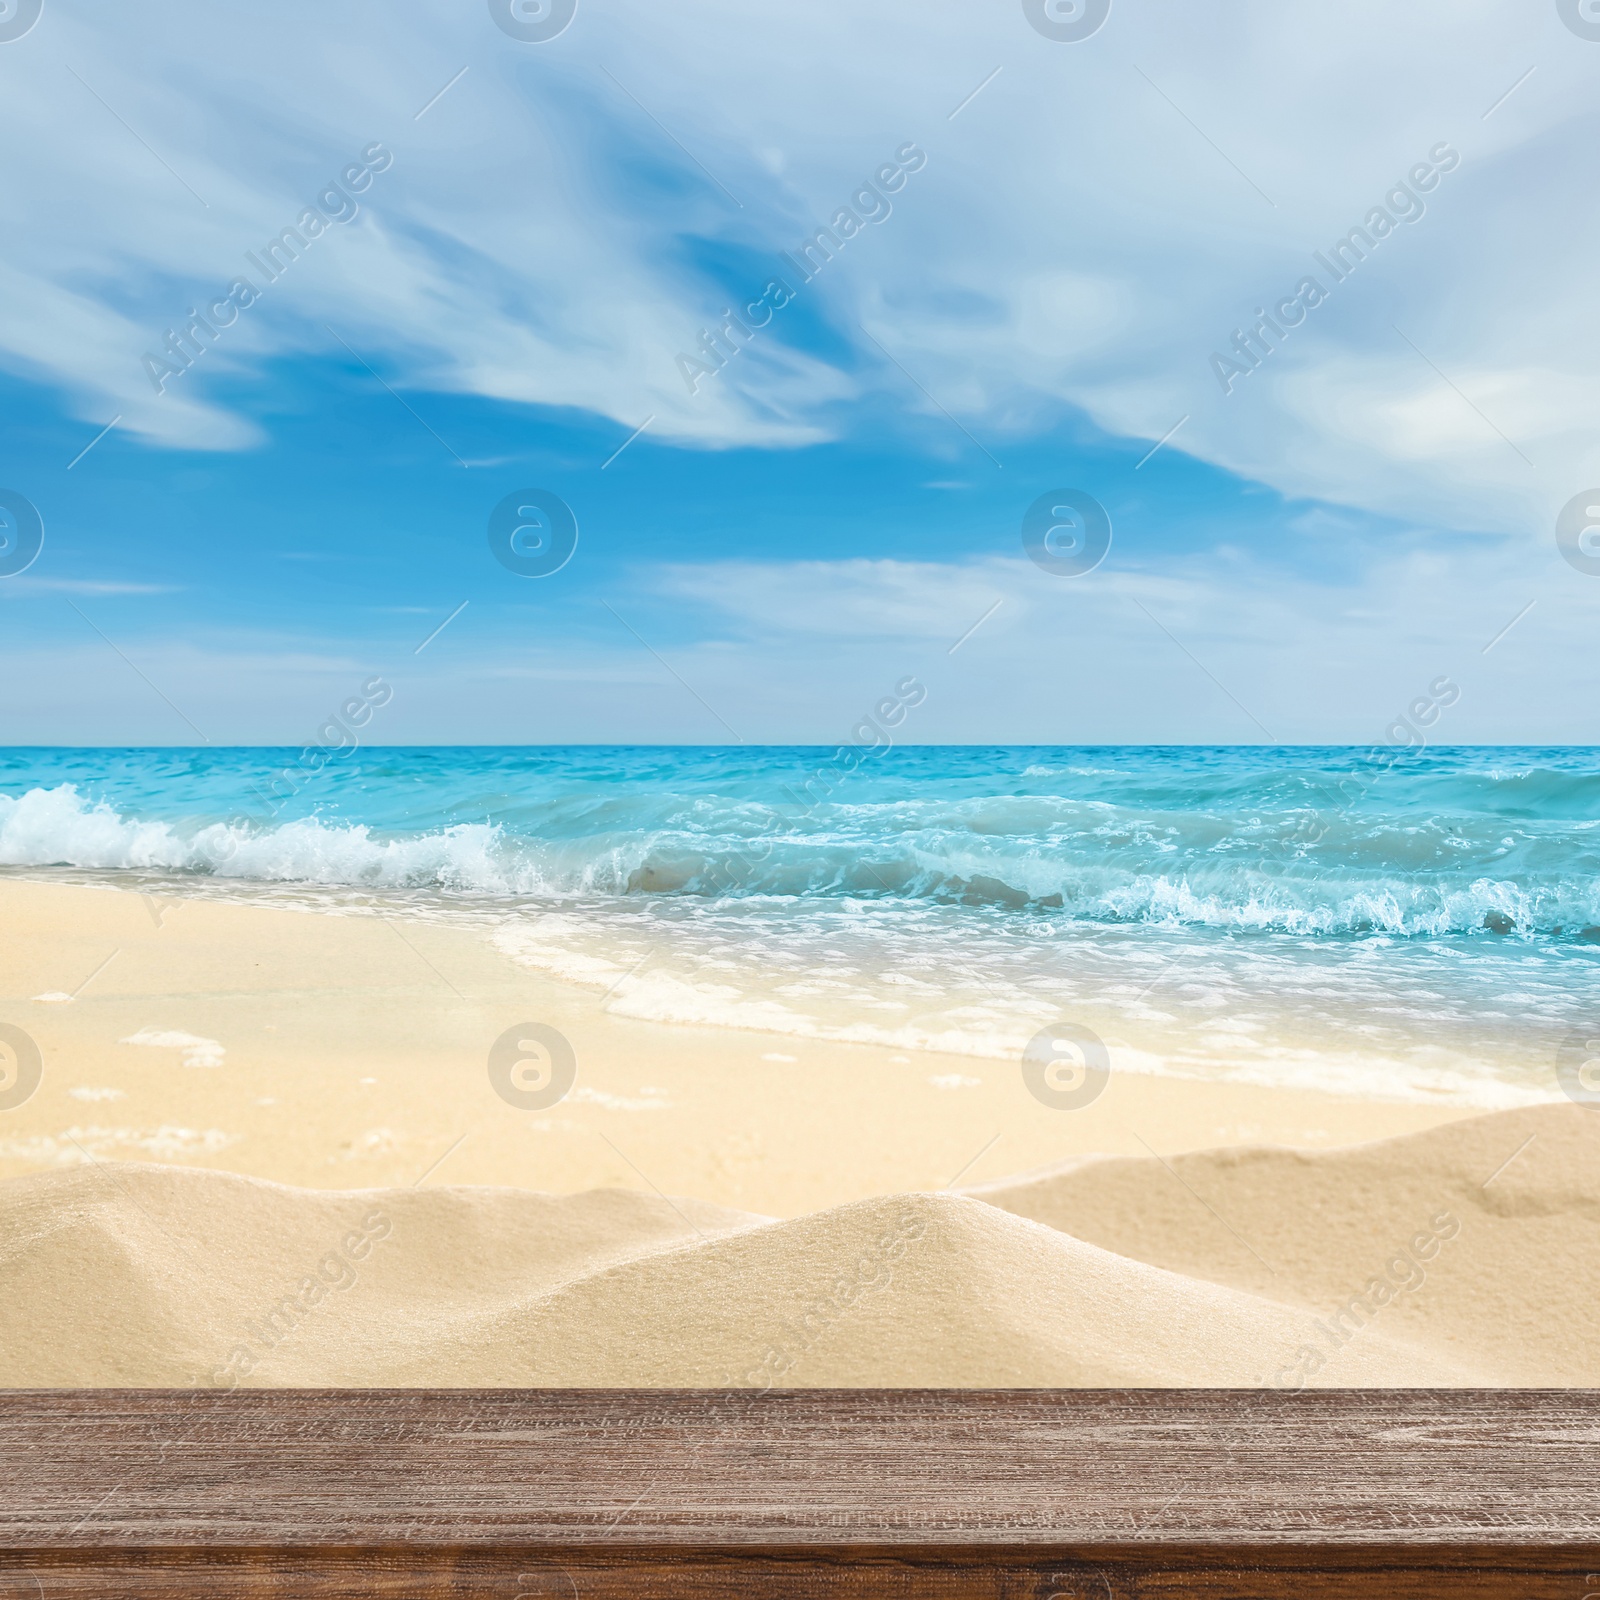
[487,907,1573,1110]
[0,1125,238,1164]
[7,783,1596,937]
[12,784,1600,934]
[120,1029,226,1069]
[570,1087,672,1111]
[0,785,532,893]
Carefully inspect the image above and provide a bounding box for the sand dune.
[0,1148,1485,1389]
[390,1189,1468,1388]
[0,1164,764,1388]
[966,1102,1600,1386]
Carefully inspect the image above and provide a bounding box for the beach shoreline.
[3,877,1593,1390]
[0,876,1489,1214]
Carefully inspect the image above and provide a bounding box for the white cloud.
[0,0,1596,537]
[2,539,1592,744]
[5,578,175,596]
[658,557,1015,642]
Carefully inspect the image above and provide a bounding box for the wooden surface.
[2,1389,1598,1597]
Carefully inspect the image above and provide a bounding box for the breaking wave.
[3,775,1597,939]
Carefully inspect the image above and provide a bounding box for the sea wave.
[3,782,1597,939]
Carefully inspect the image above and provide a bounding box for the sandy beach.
[5,0,1594,1411]
[0,877,1470,1211]
[1,876,1590,1388]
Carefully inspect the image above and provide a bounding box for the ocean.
[1,745,1595,1109]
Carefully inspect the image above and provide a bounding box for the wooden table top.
[3,1389,1597,1597]
[2,1388,1597,1546]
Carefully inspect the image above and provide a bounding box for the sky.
[1,0,1598,744]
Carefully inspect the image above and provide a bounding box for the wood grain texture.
[2,1390,1598,1598]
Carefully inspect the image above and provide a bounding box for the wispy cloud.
[4,578,176,596]
[0,0,1592,538]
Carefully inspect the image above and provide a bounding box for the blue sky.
[1,0,1598,743]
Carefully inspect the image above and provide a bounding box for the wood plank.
[2,1390,1598,1597]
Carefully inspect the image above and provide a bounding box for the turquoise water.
[1,745,1595,1105]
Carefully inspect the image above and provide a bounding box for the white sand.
[2,1104,1592,1387]
[0,1161,1461,1389]
[967,1101,1600,1386]
[2,878,1587,1387]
